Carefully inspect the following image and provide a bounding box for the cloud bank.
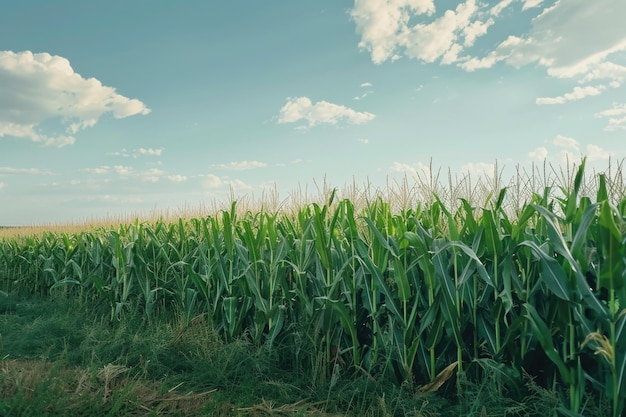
[351,1,626,103]
[0,50,150,147]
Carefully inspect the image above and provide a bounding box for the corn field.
[1,159,626,416]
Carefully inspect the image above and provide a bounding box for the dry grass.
[0,358,216,416]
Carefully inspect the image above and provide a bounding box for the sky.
[1,0,625,225]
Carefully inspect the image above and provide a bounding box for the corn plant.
[1,158,625,415]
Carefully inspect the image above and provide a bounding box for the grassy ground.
[0,293,606,417]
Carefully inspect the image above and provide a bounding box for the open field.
[1,159,625,416]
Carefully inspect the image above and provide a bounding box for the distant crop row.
[1,159,625,416]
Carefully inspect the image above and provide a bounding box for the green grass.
[0,293,584,416]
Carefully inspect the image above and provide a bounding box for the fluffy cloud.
[0,50,150,147]
[461,1,626,87]
[0,182,5,190]
[460,162,495,179]
[138,148,162,156]
[595,103,626,131]
[167,175,187,183]
[553,135,579,151]
[536,85,606,105]
[351,0,435,64]
[490,0,514,17]
[351,0,494,65]
[203,174,223,189]
[528,146,548,160]
[535,135,612,164]
[586,144,612,161]
[521,0,544,11]
[366,0,626,108]
[82,165,168,182]
[278,97,375,127]
[201,174,251,192]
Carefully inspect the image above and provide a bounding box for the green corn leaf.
[494,187,507,211]
[432,248,464,350]
[570,203,599,260]
[519,241,570,301]
[354,239,402,321]
[524,303,572,384]
[598,201,625,293]
[597,172,608,203]
[482,209,502,257]
[265,304,285,349]
[392,257,411,303]
[477,313,497,354]
[564,158,586,223]
[435,240,493,288]
[363,216,396,256]
[434,194,459,241]
[49,277,81,291]
[424,316,444,353]
[532,205,605,315]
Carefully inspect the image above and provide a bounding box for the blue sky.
[1,0,625,225]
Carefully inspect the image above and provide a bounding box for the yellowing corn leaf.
[418,361,458,393]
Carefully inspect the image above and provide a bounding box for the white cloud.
[0,50,150,147]
[490,0,514,16]
[228,179,253,192]
[360,82,373,87]
[536,85,606,105]
[203,174,223,189]
[464,1,626,83]
[391,161,432,177]
[168,175,187,183]
[114,165,132,176]
[522,0,544,11]
[138,168,164,182]
[463,18,494,48]
[351,0,495,65]
[0,182,5,190]
[278,97,375,127]
[211,161,268,170]
[358,138,369,144]
[460,162,495,179]
[391,162,417,174]
[586,144,612,161]
[578,62,626,86]
[107,148,163,158]
[90,195,143,205]
[350,0,436,64]
[82,165,169,183]
[553,135,579,150]
[138,148,162,156]
[403,1,486,63]
[353,91,372,101]
[528,146,548,160]
[201,174,251,192]
[0,167,52,175]
[83,166,111,174]
[595,103,626,131]
[350,0,626,106]
[595,104,626,118]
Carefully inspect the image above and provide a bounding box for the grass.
[0,292,598,417]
